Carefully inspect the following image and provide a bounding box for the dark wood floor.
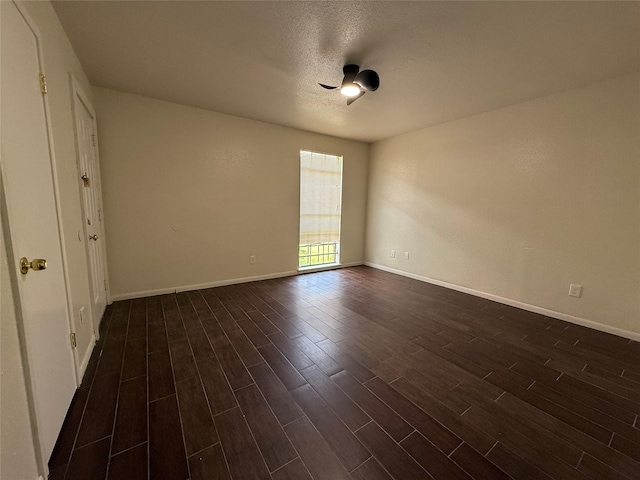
[48,266,640,480]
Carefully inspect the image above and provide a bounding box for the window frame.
[298,150,344,271]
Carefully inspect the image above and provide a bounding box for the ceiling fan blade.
[354,70,380,91]
[342,64,360,86]
[346,90,365,106]
[319,83,338,90]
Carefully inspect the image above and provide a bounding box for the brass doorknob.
[20,257,47,275]
[89,234,98,241]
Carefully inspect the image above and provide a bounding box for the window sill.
[298,263,341,274]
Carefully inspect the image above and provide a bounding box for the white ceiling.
[52,1,640,143]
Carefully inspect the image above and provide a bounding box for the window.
[299,150,343,269]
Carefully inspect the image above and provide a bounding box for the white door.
[73,89,107,329]
[1,0,78,467]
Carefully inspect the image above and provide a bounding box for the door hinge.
[70,332,77,348]
[104,279,108,291]
[91,134,96,147]
[39,73,47,94]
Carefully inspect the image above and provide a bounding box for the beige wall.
[366,73,640,337]
[92,87,369,299]
[20,0,97,364]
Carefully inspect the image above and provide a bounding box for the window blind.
[299,150,343,244]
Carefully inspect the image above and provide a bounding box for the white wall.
[366,73,640,337]
[92,87,369,299]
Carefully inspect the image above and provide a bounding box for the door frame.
[0,0,79,471]
[69,74,111,340]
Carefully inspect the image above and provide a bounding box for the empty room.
[1,1,639,479]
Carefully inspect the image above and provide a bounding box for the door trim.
[69,74,111,341]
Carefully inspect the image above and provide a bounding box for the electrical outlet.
[404,252,409,260]
[568,284,582,298]
[390,250,396,258]
[249,255,256,264]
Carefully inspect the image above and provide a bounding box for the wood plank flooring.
[48,266,640,479]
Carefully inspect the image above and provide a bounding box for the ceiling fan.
[319,64,380,105]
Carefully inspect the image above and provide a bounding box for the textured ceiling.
[52,1,640,143]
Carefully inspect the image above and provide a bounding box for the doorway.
[71,78,109,336]
[1,0,78,469]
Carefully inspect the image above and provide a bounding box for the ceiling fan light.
[340,83,361,97]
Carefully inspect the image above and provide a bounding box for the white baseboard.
[77,334,95,384]
[111,263,365,302]
[339,261,365,268]
[111,270,300,301]
[365,262,640,342]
